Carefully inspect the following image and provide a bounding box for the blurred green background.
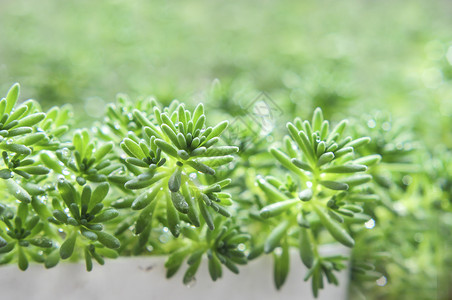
[1,0,452,122]
[1,0,452,299]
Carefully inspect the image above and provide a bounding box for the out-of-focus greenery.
[1,0,452,299]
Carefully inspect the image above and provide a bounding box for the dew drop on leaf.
[367,120,376,128]
[376,276,387,286]
[185,277,196,288]
[365,218,375,229]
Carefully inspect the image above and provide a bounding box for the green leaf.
[204,146,238,156]
[346,137,371,148]
[0,241,15,254]
[96,231,120,249]
[165,247,191,278]
[319,181,349,191]
[192,104,204,125]
[155,139,178,158]
[341,174,372,187]
[0,142,31,155]
[15,132,47,145]
[91,208,119,223]
[94,142,114,161]
[313,204,354,247]
[0,168,12,179]
[161,124,181,148]
[57,179,76,206]
[270,148,306,177]
[40,152,64,173]
[132,186,160,210]
[199,197,214,230]
[44,250,60,268]
[29,238,53,248]
[84,247,93,271]
[264,220,290,253]
[18,246,28,271]
[204,120,228,142]
[186,160,215,175]
[5,83,19,114]
[183,256,202,285]
[168,168,182,192]
[0,236,7,248]
[299,228,314,268]
[207,251,223,281]
[15,166,50,175]
[291,158,313,172]
[259,199,299,219]
[298,189,313,201]
[81,230,98,241]
[90,182,109,209]
[322,164,367,173]
[16,113,46,127]
[274,239,290,290]
[317,152,335,167]
[312,108,324,132]
[6,179,31,203]
[166,193,180,237]
[329,120,348,141]
[197,155,233,167]
[299,131,316,161]
[60,232,77,259]
[171,192,189,214]
[353,154,382,166]
[256,176,289,202]
[122,138,146,159]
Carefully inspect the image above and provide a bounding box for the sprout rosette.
[250,108,381,296]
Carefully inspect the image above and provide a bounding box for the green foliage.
[0,83,449,300]
[250,108,379,295]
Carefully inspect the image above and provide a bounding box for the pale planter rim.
[0,244,349,300]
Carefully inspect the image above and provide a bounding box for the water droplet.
[365,218,375,229]
[61,148,70,157]
[114,124,121,130]
[162,227,169,233]
[189,173,197,180]
[274,247,282,255]
[58,228,64,233]
[185,277,197,288]
[367,120,376,128]
[101,126,109,135]
[62,169,70,175]
[15,190,21,195]
[238,243,246,251]
[64,208,70,213]
[402,175,412,186]
[6,139,13,145]
[146,246,154,252]
[159,234,170,243]
[376,276,387,286]
[382,122,391,131]
[306,181,313,188]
